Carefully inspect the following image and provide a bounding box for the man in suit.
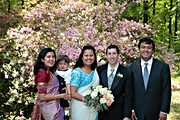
[129,37,171,120]
[97,45,133,120]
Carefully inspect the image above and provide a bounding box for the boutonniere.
[116,73,123,79]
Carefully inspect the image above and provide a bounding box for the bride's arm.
[71,86,84,102]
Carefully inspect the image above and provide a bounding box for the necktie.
[143,63,149,89]
[108,69,115,89]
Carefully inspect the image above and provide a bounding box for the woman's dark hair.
[34,48,56,75]
[138,37,155,51]
[74,45,97,70]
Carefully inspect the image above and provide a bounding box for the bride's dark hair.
[74,45,97,70]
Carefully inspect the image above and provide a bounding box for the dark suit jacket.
[128,58,171,120]
[56,75,69,108]
[97,63,133,120]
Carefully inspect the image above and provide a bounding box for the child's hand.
[62,93,69,100]
[65,84,71,100]
[62,87,66,91]
[65,89,71,100]
[67,92,71,100]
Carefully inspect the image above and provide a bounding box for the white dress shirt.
[141,57,153,75]
[107,63,119,78]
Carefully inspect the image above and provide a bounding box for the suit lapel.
[146,58,159,90]
[136,60,146,91]
[111,64,122,90]
[100,64,108,87]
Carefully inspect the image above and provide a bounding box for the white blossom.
[100,98,107,104]
[11,89,18,94]
[14,81,19,89]
[94,85,103,92]
[22,51,29,57]
[23,83,28,87]
[18,59,23,63]
[90,91,98,98]
[5,72,9,78]
[8,98,15,102]
[99,87,108,95]
[12,70,19,77]
[25,101,29,105]
[17,99,22,103]
[10,61,15,65]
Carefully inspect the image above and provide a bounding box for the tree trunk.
[7,0,10,12]
[168,0,173,48]
[174,1,178,37]
[21,0,24,8]
[143,0,148,23]
[153,0,156,15]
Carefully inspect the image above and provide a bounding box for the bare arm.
[38,93,67,101]
[71,86,84,102]
[37,82,68,101]
[66,83,71,99]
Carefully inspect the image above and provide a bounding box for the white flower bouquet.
[84,85,114,112]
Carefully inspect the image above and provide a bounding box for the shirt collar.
[141,57,153,66]
[108,63,119,72]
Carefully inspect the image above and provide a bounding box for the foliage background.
[0,0,179,119]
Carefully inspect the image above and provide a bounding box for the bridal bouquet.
[84,85,114,112]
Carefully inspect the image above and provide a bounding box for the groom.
[97,45,133,120]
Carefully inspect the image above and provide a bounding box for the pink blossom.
[106,100,112,106]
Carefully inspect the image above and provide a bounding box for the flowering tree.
[0,0,178,119]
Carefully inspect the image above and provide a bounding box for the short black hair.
[106,45,119,54]
[138,37,155,51]
[56,55,70,64]
[74,45,97,70]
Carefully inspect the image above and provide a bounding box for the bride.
[70,45,99,120]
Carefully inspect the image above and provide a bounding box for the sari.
[70,68,99,120]
[35,69,64,120]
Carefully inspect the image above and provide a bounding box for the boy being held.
[56,55,72,98]
[56,55,72,120]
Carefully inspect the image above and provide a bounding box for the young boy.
[55,55,72,120]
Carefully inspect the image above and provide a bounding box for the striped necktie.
[108,69,115,89]
[143,63,149,89]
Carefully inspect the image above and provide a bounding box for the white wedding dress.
[70,68,99,120]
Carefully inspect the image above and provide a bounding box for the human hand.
[131,111,137,120]
[62,93,69,100]
[66,88,71,100]
[67,92,71,100]
[159,112,167,120]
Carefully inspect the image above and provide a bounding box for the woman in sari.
[33,48,69,120]
[70,45,99,120]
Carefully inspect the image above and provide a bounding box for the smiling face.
[106,48,119,67]
[139,42,154,61]
[42,51,56,69]
[57,60,69,71]
[82,49,95,67]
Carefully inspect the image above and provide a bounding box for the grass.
[168,76,180,120]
